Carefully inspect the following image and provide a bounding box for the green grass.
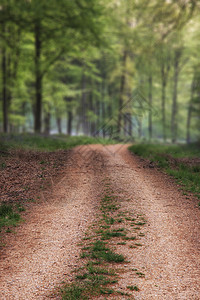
[91,240,125,262]
[0,203,21,231]
[62,284,88,300]
[0,133,116,153]
[129,143,200,200]
[129,143,200,159]
[136,272,145,278]
[101,229,126,240]
[127,285,139,291]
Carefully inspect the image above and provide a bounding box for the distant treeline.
[0,0,200,142]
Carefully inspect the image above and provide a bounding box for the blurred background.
[0,0,200,143]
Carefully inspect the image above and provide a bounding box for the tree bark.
[34,21,42,133]
[117,50,127,134]
[66,98,73,135]
[2,35,8,133]
[44,112,51,135]
[96,98,101,137]
[81,70,88,135]
[161,60,170,142]
[148,74,153,140]
[171,49,181,144]
[89,87,96,136]
[137,117,142,139]
[56,117,62,134]
[67,110,73,135]
[186,77,195,144]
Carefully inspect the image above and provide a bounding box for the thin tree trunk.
[186,77,195,144]
[123,114,127,136]
[102,101,106,138]
[148,74,153,140]
[81,70,87,135]
[89,88,96,136]
[67,110,73,135]
[44,112,51,135]
[171,50,181,144]
[56,117,62,134]
[34,21,42,133]
[108,86,114,138]
[66,98,73,135]
[137,117,142,139]
[161,64,167,142]
[160,53,170,142]
[128,113,132,137]
[117,50,127,134]
[96,99,101,137]
[100,59,107,137]
[2,34,8,133]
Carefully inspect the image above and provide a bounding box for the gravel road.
[0,145,199,299]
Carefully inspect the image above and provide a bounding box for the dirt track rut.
[0,145,199,299]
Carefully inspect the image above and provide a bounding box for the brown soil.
[0,145,200,299]
[0,149,72,205]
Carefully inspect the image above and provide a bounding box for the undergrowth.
[129,143,200,201]
[0,133,116,153]
[0,203,23,232]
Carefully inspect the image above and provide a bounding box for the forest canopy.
[0,0,200,143]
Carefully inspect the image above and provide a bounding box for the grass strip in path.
[60,177,146,299]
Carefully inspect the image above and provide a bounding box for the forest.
[0,0,200,143]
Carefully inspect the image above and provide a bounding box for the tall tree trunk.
[81,70,88,135]
[123,112,132,137]
[161,81,166,142]
[117,50,127,134]
[34,22,42,133]
[128,113,132,137]
[160,53,170,142]
[186,77,195,144]
[171,50,181,144]
[89,88,95,136]
[44,112,51,135]
[102,101,106,138]
[100,59,106,137]
[148,74,153,140]
[2,34,8,133]
[67,110,73,135]
[123,114,127,136]
[137,117,142,139]
[108,86,114,138]
[96,98,101,137]
[66,98,73,135]
[56,117,62,134]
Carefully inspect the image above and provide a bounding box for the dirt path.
[0,145,200,299]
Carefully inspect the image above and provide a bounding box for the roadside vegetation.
[0,134,116,153]
[0,203,23,233]
[129,143,200,204]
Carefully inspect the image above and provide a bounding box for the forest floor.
[0,144,200,299]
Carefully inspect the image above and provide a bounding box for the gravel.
[0,145,199,299]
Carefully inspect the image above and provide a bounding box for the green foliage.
[62,284,88,300]
[0,0,199,139]
[129,143,200,159]
[127,285,139,291]
[0,203,21,231]
[0,134,116,152]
